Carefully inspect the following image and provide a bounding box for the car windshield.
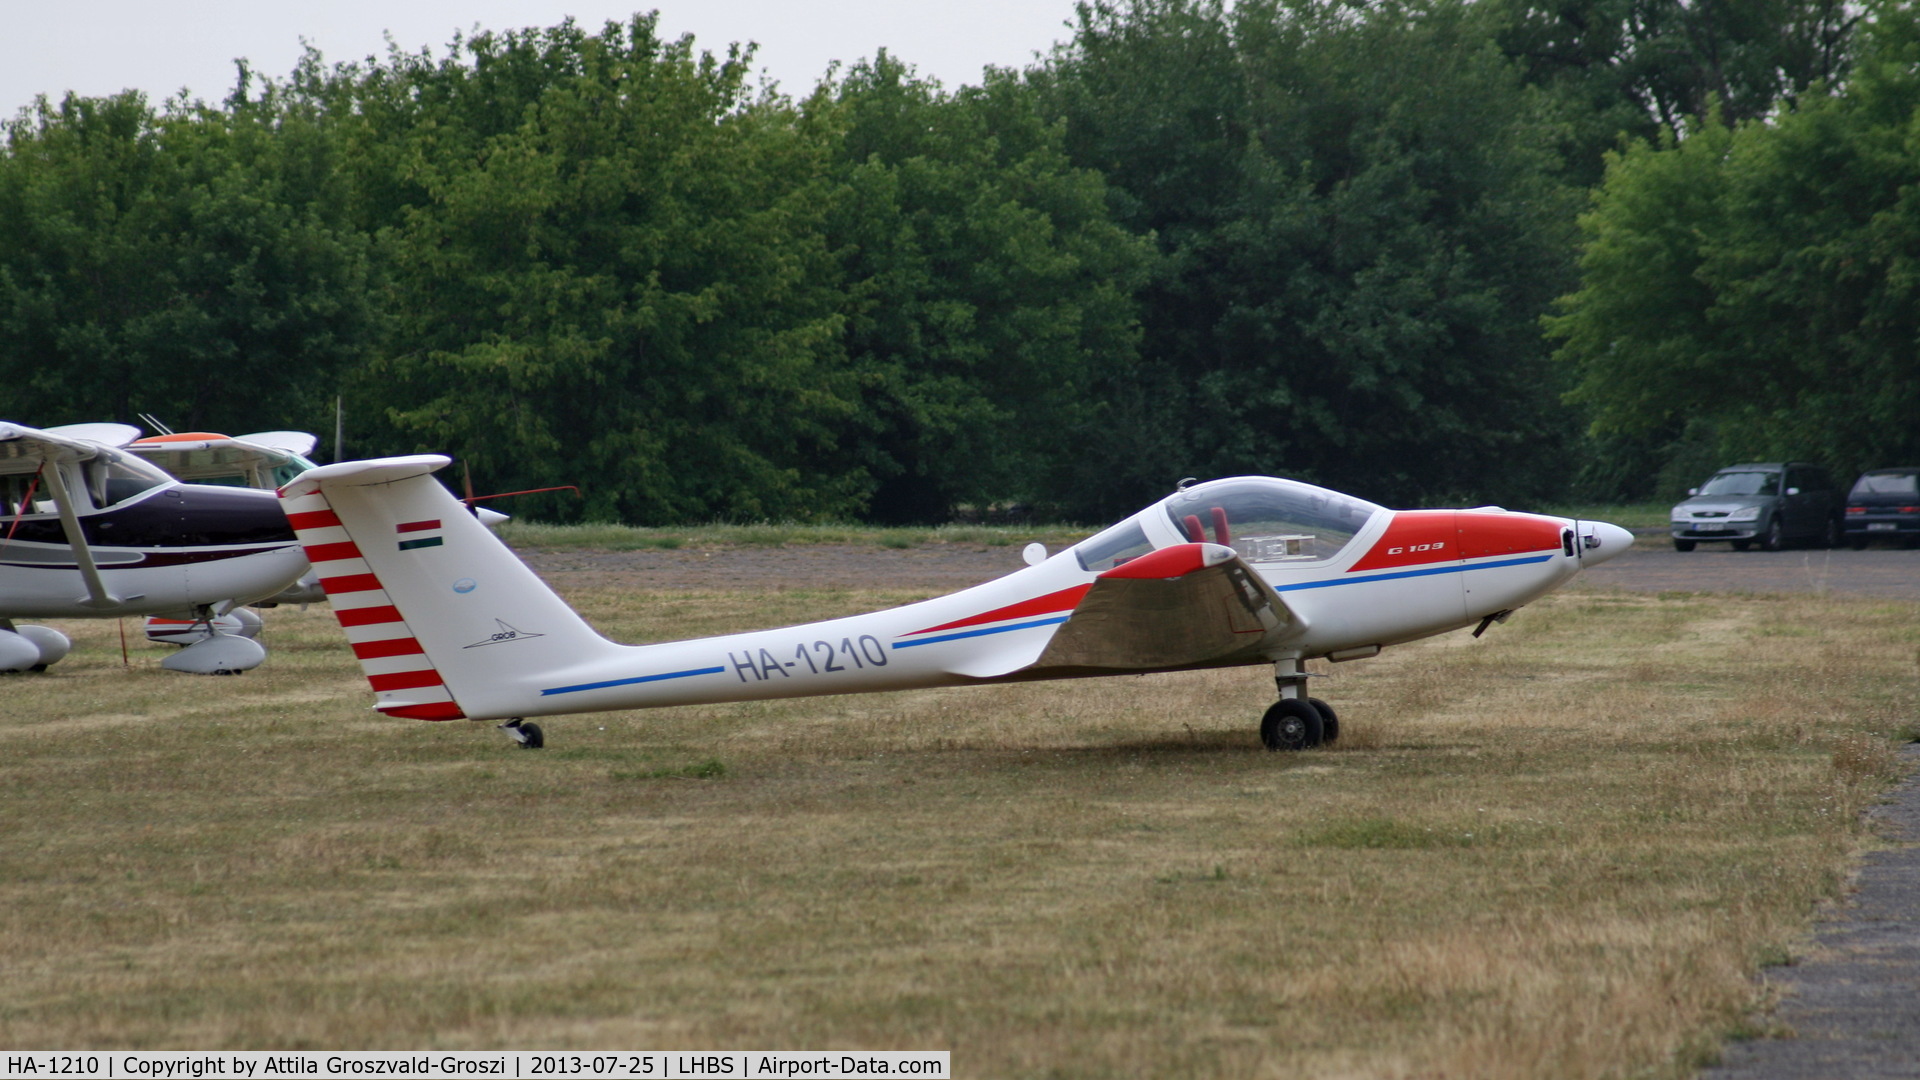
[1852,471,1919,497]
[1699,471,1779,497]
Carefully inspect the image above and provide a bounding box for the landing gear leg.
[1261,657,1324,751]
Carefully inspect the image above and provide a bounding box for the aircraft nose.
[1577,520,1634,566]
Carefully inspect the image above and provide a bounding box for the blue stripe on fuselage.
[892,615,1072,649]
[1272,554,1558,593]
[541,665,726,696]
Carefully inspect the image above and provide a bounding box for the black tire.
[1672,538,1696,552]
[1848,536,1868,551]
[518,721,545,749]
[1261,699,1324,752]
[1731,540,1751,552]
[1308,697,1339,744]
[1760,517,1785,552]
[1822,517,1841,549]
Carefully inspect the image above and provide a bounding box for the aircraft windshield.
[86,450,171,507]
[1163,477,1382,564]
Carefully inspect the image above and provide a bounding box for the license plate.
[1868,522,1897,531]
[1694,523,1729,532]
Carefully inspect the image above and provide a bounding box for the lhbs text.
[730,636,889,682]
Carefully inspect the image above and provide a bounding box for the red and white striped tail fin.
[280,481,464,720]
[278,455,624,722]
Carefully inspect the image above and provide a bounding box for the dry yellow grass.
[1,582,1915,1078]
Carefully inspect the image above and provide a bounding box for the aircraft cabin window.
[1072,520,1155,572]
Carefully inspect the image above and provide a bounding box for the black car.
[1843,467,1920,549]
[1669,462,1842,551]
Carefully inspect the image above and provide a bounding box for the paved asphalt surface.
[1581,536,1920,600]
[1595,539,1920,1078]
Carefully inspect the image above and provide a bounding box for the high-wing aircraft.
[0,421,307,674]
[281,455,1632,750]
[125,430,331,625]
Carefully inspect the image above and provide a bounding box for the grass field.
[3,573,1916,1077]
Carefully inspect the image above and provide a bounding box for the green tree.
[1550,6,1920,488]
[1490,0,1867,185]
[1035,0,1582,513]
[803,55,1152,521]
[316,17,864,524]
[0,86,374,433]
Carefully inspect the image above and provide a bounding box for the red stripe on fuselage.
[1347,510,1564,572]
[908,584,1091,636]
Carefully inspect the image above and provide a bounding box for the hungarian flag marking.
[397,519,444,551]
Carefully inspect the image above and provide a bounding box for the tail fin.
[279,456,620,720]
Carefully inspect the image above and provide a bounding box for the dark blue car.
[1844,467,1920,549]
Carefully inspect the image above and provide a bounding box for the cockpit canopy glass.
[1165,477,1382,564]
[1072,476,1384,571]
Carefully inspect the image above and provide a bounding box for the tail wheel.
[1261,699,1324,752]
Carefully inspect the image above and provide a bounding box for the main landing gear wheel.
[1261,699,1324,752]
[1308,697,1339,744]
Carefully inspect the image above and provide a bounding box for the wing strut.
[36,462,121,609]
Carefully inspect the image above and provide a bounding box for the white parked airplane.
[0,421,308,674]
[126,429,330,620]
[282,455,1631,750]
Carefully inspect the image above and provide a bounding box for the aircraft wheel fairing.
[0,630,43,672]
[1308,697,1339,744]
[1261,698,1324,752]
[160,633,267,675]
[13,625,72,669]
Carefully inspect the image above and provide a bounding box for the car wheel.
[1822,517,1841,549]
[1849,537,1869,551]
[1672,539,1696,552]
[1760,517,1785,552]
[1731,540,1751,552]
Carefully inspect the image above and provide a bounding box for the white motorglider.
[281,456,1631,750]
[0,422,308,674]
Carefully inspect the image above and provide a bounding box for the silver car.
[1670,462,1841,552]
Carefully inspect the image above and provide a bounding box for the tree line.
[1,0,1911,524]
